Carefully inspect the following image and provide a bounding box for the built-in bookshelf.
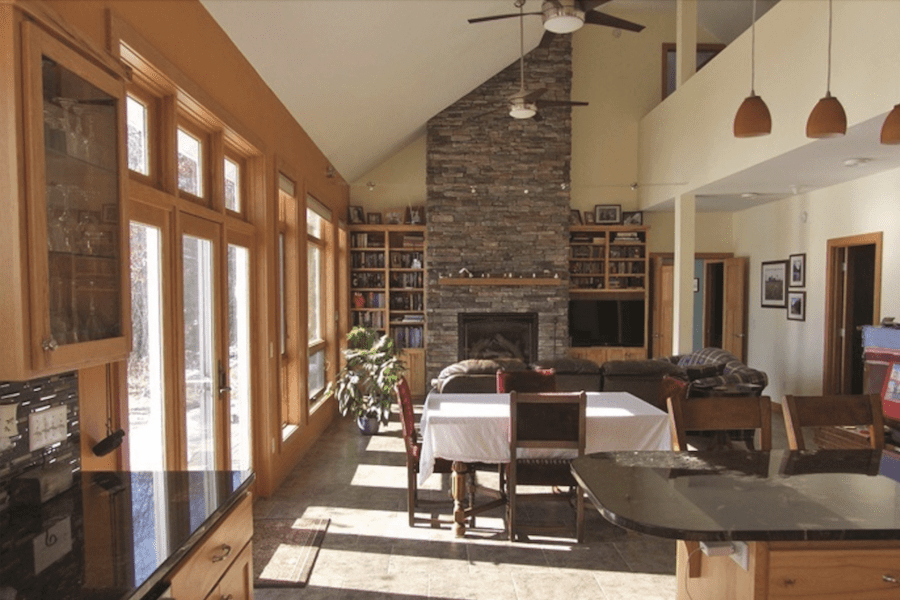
[350,224,427,396]
[569,225,648,293]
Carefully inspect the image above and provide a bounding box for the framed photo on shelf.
[622,211,643,225]
[570,209,583,225]
[583,211,595,224]
[787,291,806,321]
[594,204,622,225]
[348,205,365,224]
[405,205,426,225]
[761,260,788,308]
[366,212,382,224]
[789,253,806,288]
[385,210,403,225]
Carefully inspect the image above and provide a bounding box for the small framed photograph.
[622,211,643,225]
[787,291,806,321]
[761,260,788,308]
[385,210,403,225]
[366,212,382,224]
[594,204,622,225]
[789,253,806,288]
[570,209,583,225]
[101,204,118,224]
[405,205,426,225]
[348,205,365,224]
[583,211,595,224]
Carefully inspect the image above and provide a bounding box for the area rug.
[252,517,330,588]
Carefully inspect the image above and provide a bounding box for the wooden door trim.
[823,232,882,394]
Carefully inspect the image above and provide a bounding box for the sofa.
[600,360,688,411]
[431,357,602,394]
[661,347,769,392]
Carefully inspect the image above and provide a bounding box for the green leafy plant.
[327,327,404,425]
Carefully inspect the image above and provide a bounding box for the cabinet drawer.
[205,542,253,600]
[169,492,253,600]
[769,547,900,599]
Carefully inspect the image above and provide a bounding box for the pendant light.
[881,104,900,144]
[734,0,771,137]
[806,0,846,138]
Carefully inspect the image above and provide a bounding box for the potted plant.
[327,327,404,434]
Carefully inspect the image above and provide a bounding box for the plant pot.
[357,415,380,435]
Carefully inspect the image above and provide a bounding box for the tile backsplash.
[0,373,80,513]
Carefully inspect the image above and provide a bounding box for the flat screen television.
[569,299,644,347]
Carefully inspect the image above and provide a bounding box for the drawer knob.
[884,575,899,584]
[211,543,232,563]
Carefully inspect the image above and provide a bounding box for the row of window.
[122,53,339,473]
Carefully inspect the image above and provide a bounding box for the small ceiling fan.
[477,0,589,121]
[469,0,644,48]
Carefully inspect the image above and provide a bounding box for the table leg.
[451,461,468,537]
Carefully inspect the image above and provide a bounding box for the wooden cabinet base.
[677,540,900,600]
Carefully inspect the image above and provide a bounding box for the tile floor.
[253,407,792,599]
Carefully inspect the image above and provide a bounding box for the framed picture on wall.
[622,211,643,225]
[789,253,806,288]
[385,210,403,225]
[761,260,788,308]
[583,211,595,224]
[594,204,622,224]
[366,212,382,224]
[348,205,365,224]
[570,209,583,225]
[787,291,806,321]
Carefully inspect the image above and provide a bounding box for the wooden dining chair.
[782,394,885,451]
[396,377,454,527]
[508,391,586,542]
[667,394,773,451]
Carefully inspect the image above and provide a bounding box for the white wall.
[734,166,900,404]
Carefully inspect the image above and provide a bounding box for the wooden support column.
[674,194,696,354]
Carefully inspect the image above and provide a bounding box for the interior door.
[651,257,674,357]
[721,257,748,362]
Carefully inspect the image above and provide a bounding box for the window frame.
[125,89,154,182]
[223,150,246,217]
[175,118,210,205]
[306,194,333,411]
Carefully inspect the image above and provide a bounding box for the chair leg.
[408,466,417,527]
[507,467,516,542]
[575,485,585,543]
[467,470,476,528]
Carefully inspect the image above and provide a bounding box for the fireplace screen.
[458,313,538,364]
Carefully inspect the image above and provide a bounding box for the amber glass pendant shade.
[881,104,900,144]
[806,93,847,138]
[734,95,772,137]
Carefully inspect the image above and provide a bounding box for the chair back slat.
[667,394,772,451]
[783,394,884,450]
[395,377,418,459]
[510,392,586,453]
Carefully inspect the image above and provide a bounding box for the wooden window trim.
[176,118,211,206]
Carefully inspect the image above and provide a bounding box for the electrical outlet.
[28,405,67,452]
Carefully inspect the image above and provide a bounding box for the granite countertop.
[0,469,254,600]
[571,449,900,542]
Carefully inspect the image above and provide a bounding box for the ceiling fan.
[469,0,644,48]
[477,0,589,121]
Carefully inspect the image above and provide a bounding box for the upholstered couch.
[600,360,688,411]
[661,347,768,392]
[431,357,603,394]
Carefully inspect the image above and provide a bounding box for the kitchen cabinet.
[0,2,130,380]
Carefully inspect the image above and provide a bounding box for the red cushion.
[497,369,557,393]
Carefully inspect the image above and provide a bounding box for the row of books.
[351,252,385,268]
[392,325,424,349]
[351,272,384,288]
[390,272,423,288]
[352,310,385,329]
[353,292,385,308]
[390,293,424,310]
[351,233,385,249]
[402,233,424,248]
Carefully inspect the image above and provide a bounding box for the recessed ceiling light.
[843,157,873,167]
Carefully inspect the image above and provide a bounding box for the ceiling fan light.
[733,94,772,137]
[806,94,846,138]
[542,1,584,33]
[509,102,537,119]
[881,104,900,144]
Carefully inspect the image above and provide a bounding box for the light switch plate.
[28,405,67,452]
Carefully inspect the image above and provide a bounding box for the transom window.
[177,127,203,197]
[126,95,149,176]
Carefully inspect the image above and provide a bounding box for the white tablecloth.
[417,391,672,486]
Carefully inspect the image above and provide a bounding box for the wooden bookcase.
[349,224,427,397]
[568,225,649,362]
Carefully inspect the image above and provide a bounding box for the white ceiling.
[199,0,900,212]
[200,0,775,184]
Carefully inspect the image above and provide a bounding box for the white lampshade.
[544,14,584,33]
[509,102,537,119]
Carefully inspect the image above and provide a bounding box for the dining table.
[571,449,900,599]
[418,391,671,536]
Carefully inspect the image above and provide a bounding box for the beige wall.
[350,134,426,210]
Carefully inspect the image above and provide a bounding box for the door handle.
[218,360,231,395]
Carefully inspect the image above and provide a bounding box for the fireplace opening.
[458,312,538,364]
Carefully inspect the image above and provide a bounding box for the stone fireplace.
[425,35,573,382]
[458,312,538,364]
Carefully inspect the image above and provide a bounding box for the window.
[126,95,149,175]
[278,173,301,429]
[227,241,252,472]
[224,156,241,213]
[307,196,332,403]
[177,127,203,197]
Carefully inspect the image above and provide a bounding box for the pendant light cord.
[750,0,757,94]
[826,0,833,95]
[518,0,526,93]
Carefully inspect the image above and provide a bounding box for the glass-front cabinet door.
[22,22,130,374]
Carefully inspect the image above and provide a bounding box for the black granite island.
[0,469,253,600]
[571,450,900,600]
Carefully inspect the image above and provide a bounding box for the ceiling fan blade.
[584,11,645,32]
[580,0,613,13]
[538,30,557,48]
[469,105,505,120]
[538,100,589,107]
[468,11,541,24]
[520,87,547,102]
